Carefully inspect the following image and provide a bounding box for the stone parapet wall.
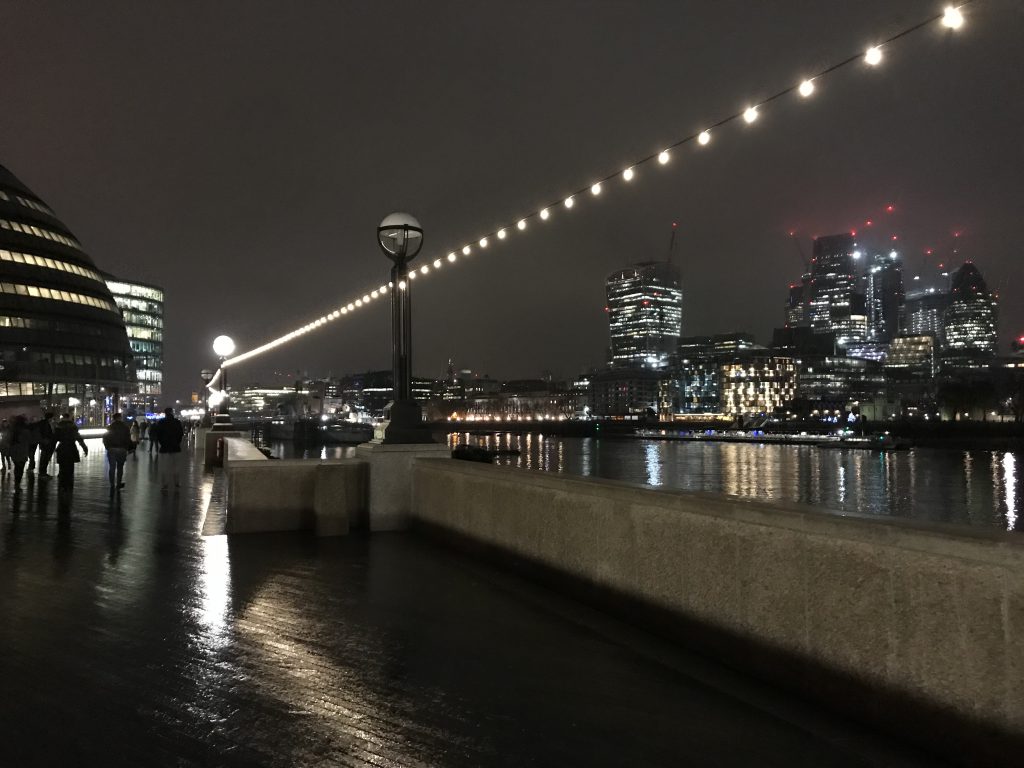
[411,458,1024,765]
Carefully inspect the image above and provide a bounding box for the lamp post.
[376,213,434,443]
[212,335,235,426]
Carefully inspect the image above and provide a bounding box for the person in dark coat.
[102,413,132,490]
[54,413,88,490]
[35,412,56,477]
[9,415,33,489]
[151,407,185,492]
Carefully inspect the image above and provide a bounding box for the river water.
[271,434,1021,532]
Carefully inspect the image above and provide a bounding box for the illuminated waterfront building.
[904,287,950,342]
[606,261,682,370]
[807,234,865,346]
[719,354,798,416]
[591,368,669,418]
[941,262,998,368]
[797,356,886,412]
[105,277,163,411]
[784,274,812,329]
[0,163,133,421]
[864,250,904,343]
[886,335,936,376]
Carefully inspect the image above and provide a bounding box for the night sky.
[2,0,1022,401]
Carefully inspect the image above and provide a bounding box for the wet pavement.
[0,439,940,767]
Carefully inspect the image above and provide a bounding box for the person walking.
[35,412,56,478]
[152,407,185,492]
[54,413,88,491]
[129,419,140,457]
[10,415,33,488]
[25,415,40,474]
[0,418,12,474]
[103,413,132,490]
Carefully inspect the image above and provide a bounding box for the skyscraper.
[942,262,998,366]
[807,234,866,346]
[864,250,904,343]
[606,261,682,370]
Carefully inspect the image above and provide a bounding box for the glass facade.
[106,278,164,407]
[864,251,904,343]
[941,262,998,367]
[807,234,864,345]
[720,355,798,416]
[606,261,682,370]
[0,163,133,422]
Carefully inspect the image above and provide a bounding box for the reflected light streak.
[1004,453,1017,531]
[645,443,663,487]
[198,535,231,648]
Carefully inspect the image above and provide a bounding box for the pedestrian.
[25,415,40,474]
[0,418,12,474]
[148,418,158,454]
[103,413,132,490]
[54,413,88,491]
[10,415,33,488]
[129,419,140,457]
[151,406,185,492]
[35,412,56,478]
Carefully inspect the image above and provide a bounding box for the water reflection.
[444,434,1023,531]
[1005,453,1017,531]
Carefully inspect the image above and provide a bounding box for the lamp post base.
[373,400,438,444]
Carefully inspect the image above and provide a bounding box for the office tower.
[606,260,682,370]
[807,234,866,346]
[106,277,164,411]
[864,250,904,343]
[942,262,998,366]
[0,163,133,421]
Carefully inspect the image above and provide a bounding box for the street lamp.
[376,213,434,443]
[212,335,235,425]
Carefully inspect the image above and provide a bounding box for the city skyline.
[1,1,1022,401]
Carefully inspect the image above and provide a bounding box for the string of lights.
[221,3,973,372]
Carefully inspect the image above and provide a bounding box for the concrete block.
[313,462,366,537]
[356,442,450,531]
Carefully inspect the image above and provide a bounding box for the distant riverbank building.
[606,260,682,370]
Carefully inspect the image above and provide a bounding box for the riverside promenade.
[0,439,936,767]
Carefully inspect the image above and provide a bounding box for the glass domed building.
[0,163,134,422]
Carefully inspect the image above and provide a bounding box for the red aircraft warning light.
[886,204,895,213]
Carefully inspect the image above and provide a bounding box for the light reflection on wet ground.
[0,441,937,766]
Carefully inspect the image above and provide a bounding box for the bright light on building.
[942,6,964,29]
[865,46,883,66]
[743,106,759,123]
[698,130,711,145]
[798,79,815,97]
[658,150,670,164]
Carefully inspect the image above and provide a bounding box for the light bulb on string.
[942,6,964,29]
[698,131,711,146]
[865,46,883,66]
[433,258,442,268]
[743,106,759,123]
[591,183,602,196]
[798,79,815,97]
[497,229,507,239]
[540,208,550,220]
[479,237,488,248]
[447,252,456,262]
[462,245,471,255]
[658,150,670,164]
[517,219,527,230]
[622,167,634,181]
[564,196,574,209]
